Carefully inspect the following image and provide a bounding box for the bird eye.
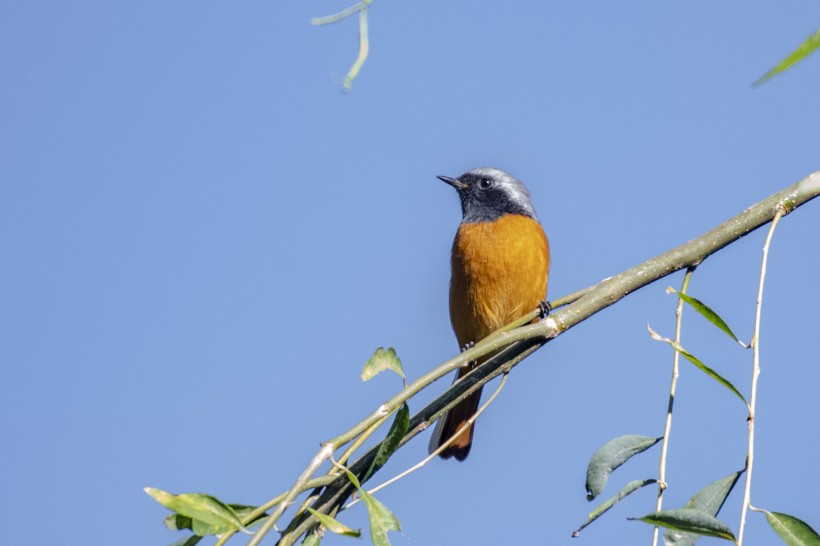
[478,178,493,189]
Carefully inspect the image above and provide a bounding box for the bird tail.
[428,370,484,461]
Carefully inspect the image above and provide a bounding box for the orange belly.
[449,214,550,347]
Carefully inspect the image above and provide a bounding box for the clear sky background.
[2,2,819,545]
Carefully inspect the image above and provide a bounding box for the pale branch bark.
[274,170,820,545]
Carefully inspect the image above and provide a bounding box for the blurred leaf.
[229,504,268,529]
[246,515,269,531]
[765,511,820,545]
[169,536,202,546]
[754,27,820,87]
[575,479,656,535]
[647,325,748,407]
[362,347,405,382]
[306,508,361,537]
[667,289,746,347]
[632,509,735,541]
[665,470,743,545]
[145,487,245,535]
[364,403,410,482]
[165,513,193,532]
[342,467,401,546]
[585,435,661,500]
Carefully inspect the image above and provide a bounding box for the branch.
[737,205,785,544]
[264,170,820,545]
[545,171,819,335]
[651,266,695,546]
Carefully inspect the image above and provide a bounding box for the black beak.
[437,175,467,190]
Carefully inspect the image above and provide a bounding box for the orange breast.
[449,214,550,348]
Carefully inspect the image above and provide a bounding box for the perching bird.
[429,167,550,461]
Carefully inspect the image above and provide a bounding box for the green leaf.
[668,289,746,347]
[675,344,748,406]
[362,347,405,382]
[301,534,321,546]
[164,513,193,532]
[682,471,742,513]
[359,488,402,546]
[647,325,748,407]
[585,435,661,500]
[306,508,361,537]
[765,511,820,546]
[341,467,402,546]
[363,403,410,482]
[665,470,743,545]
[574,479,656,535]
[145,487,245,535]
[229,504,268,529]
[169,536,202,546]
[632,508,735,541]
[343,467,363,490]
[754,27,820,87]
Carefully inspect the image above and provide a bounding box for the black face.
[438,171,534,223]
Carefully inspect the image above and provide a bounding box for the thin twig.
[280,343,541,544]
[247,444,335,546]
[737,206,784,545]
[651,267,696,546]
[310,0,372,25]
[344,373,511,509]
[336,414,391,468]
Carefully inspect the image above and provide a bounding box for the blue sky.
[2,2,819,545]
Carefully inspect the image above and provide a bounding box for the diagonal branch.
[268,170,820,545]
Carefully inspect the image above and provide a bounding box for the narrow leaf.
[665,471,743,545]
[306,508,361,537]
[754,27,820,87]
[585,435,661,500]
[765,511,820,546]
[343,467,362,490]
[683,471,742,513]
[341,467,401,546]
[647,326,748,407]
[668,289,746,347]
[362,347,405,382]
[574,479,656,535]
[673,343,748,406]
[144,487,245,535]
[632,508,735,541]
[364,403,410,482]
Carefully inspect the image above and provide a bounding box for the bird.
[429,167,550,461]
